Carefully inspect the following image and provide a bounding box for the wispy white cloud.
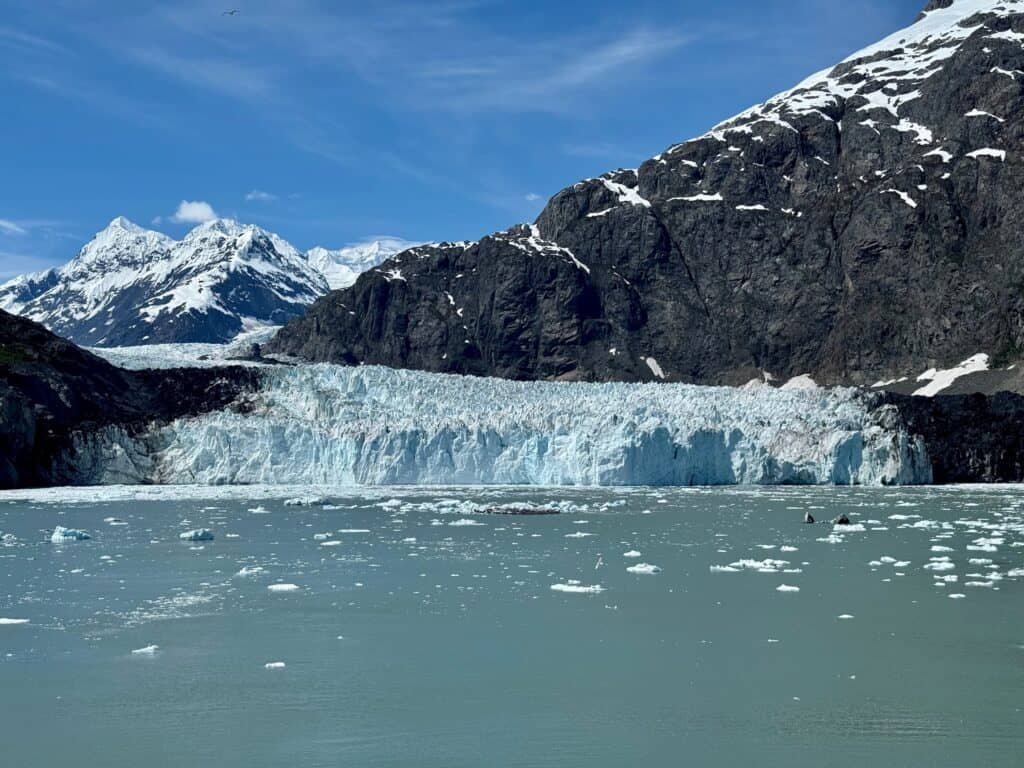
[0,219,27,235]
[170,200,218,224]
[524,193,542,202]
[245,189,277,202]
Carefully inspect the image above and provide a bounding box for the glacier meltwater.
[78,364,931,486]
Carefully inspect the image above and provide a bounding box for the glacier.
[73,364,932,487]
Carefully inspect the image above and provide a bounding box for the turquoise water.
[0,485,1021,767]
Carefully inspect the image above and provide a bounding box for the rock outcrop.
[0,309,260,488]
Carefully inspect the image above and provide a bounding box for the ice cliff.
[77,365,931,486]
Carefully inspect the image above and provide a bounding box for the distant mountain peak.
[0,217,418,346]
[305,237,420,290]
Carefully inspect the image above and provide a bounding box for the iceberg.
[76,364,931,487]
[178,529,214,542]
[626,563,662,575]
[51,526,91,543]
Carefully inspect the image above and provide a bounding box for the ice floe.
[50,526,90,543]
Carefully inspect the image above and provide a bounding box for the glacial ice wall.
[92,365,931,486]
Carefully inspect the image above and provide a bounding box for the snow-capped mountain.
[306,237,418,290]
[0,218,408,347]
[269,0,1024,390]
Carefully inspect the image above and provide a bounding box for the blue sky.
[0,0,925,279]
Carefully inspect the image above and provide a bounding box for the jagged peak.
[106,215,146,233]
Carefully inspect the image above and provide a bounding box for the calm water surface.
[0,485,1022,767]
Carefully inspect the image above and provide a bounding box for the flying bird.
[222,8,239,15]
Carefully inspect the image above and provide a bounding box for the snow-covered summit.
[305,237,419,290]
[0,218,408,347]
[680,0,1021,148]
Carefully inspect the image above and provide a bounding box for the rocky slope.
[0,219,407,347]
[0,309,260,488]
[269,0,1024,388]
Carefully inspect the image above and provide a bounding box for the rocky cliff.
[268,0,1024,388]
[0,310,260,488]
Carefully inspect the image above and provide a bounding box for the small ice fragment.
[131,645,160,656]
[623,550,642,558]
[776,584,800,593]
[0,618,30,626]
[267,583,300,593]
[264,661,286,669]
[837,614,854,620]
[550,583,605,594]
[179,529,214,542]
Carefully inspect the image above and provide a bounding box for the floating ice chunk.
[948,593,966,600]
[709,565,740,573]
[179,529,214,542]
[448,519,483,527]
[0,618,30,626]
[780,545,799,552]
[834,523,866,533]
[284,496,327,507]
[623,550,642,558]
[264,661,286,669]
[931,545,954,552]
[248,506,270,514]
[551,583,605,595]
[51,526,90,543]
[776,584,800,593]
[131,644,160,655]
[313,533,332,541]
[724,558,790,573]
[319,540,342,547]
[235,565,265,578]
[565,531,594,538]
[837,614,854,620]
[1,533,17,544]
[338,528,371,533]
[626,563,662,575]
[267,583,300,593]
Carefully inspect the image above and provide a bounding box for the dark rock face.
[269,3,1024,387]
[881,391,1024,483]
[0,310,260,488]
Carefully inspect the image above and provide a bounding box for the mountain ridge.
[0,218,412,346]
[267,0,1024,389]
